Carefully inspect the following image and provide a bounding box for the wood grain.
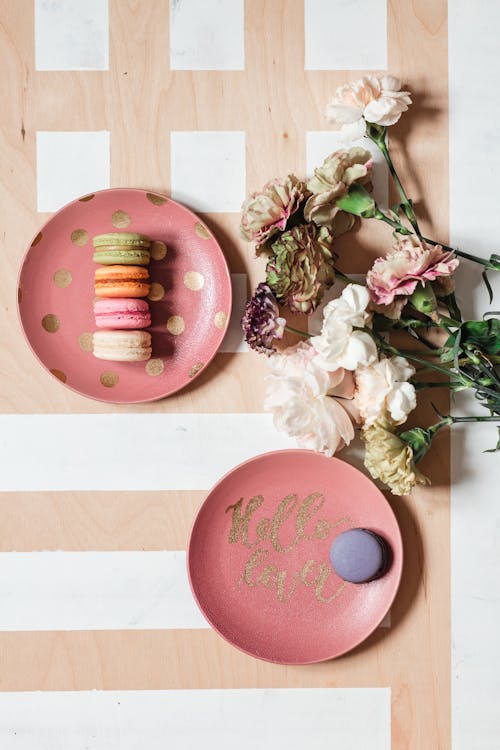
[0,1,450,748]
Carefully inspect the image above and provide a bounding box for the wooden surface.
[0,1,451,748]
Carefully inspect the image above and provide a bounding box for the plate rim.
[16,187,232,404]
[187,448,404,665]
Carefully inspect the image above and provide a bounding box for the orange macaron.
[94,265,151,298]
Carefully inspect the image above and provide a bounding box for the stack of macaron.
[91,232,153,362]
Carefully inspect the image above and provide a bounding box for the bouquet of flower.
[240,75,500,496]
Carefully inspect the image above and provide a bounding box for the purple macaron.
[330,528,391,584]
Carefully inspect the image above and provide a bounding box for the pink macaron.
[94,298,151,329]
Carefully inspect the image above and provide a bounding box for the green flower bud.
[335,183,377,219]
[409,281,437,317]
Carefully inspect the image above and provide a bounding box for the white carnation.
[355,356,416,427]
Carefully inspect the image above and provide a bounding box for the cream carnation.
[367,235,459,306]
[326,75,412,141]
[362,417,429,496]
[355,356,416,427]
[304,147,373,235]
[311,284,378,371]
[265,342,355,456]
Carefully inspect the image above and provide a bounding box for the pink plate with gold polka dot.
[17,188,232,403]
[188,450,403,664]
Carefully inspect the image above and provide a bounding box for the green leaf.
[484,427,500,453]
[482,270,494,304]
[461,319,500,355]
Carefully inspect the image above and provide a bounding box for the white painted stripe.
[0,688,391,749]
[37,131,110,212]
[171,131,246,212]
[170,0,244,71]
[449,3,500,746]
[0,551,206,631]
[0,414,295,491]
[35,0,109,71]
[304,0,387,71]
[307,132,389,209]
[220,273,248,352]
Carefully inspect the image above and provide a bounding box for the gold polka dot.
[50,369,67,383]
[100,371,119,388]
[53,269,72,288]
[17,287,22,304]
[112,210,131,228]
[148,282,165,302]
[78,332,93,352]
[146,358,164,376]
[189,362,204,378]
[151,241,167,261]
[214,311,228,330]
[31,231,43,246]
[184,271,204,291]
[79,193,95,202]
[147,192,168,206]
[71,229,89,246]
[42,314,60,333]
[167,315,185,335]
[195,222,211,240]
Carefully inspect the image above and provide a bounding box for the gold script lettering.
[226,496,264,548]
[228,492,351,605]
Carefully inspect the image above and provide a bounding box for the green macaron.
[93,232,151,249]
[92,247,151,265]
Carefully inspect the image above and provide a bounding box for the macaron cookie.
[329,528,391,584]
[94,298,151,329]
[92,330,152,362]
[93,233,151,266]
[94,265,151,298]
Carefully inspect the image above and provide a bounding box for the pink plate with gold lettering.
[188,450,403,664]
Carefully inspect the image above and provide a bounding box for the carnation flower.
[311,284,378,371]
[355,356,416,427]
[241,283,286,355]
[361,417,430,496]
[326,75,412,141]
[266,224,335,314]
[265,342,355,456]
[240,175,308,253]
[366,236,459,306]
[303,147,373,235]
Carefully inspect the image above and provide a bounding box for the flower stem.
[448,415,500,424]
[335,269,366,286]
[285,324,311,338]
[424,237,500,271]
[366,124,422,238]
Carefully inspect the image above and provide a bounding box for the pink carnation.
[367,237,459,306]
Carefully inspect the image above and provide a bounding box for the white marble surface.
[304,0,387,70]
[449,2,500,746]
[35,0,109,71]
[170,0,244,70]
[36,131,110,212]
[0,689,391,750]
